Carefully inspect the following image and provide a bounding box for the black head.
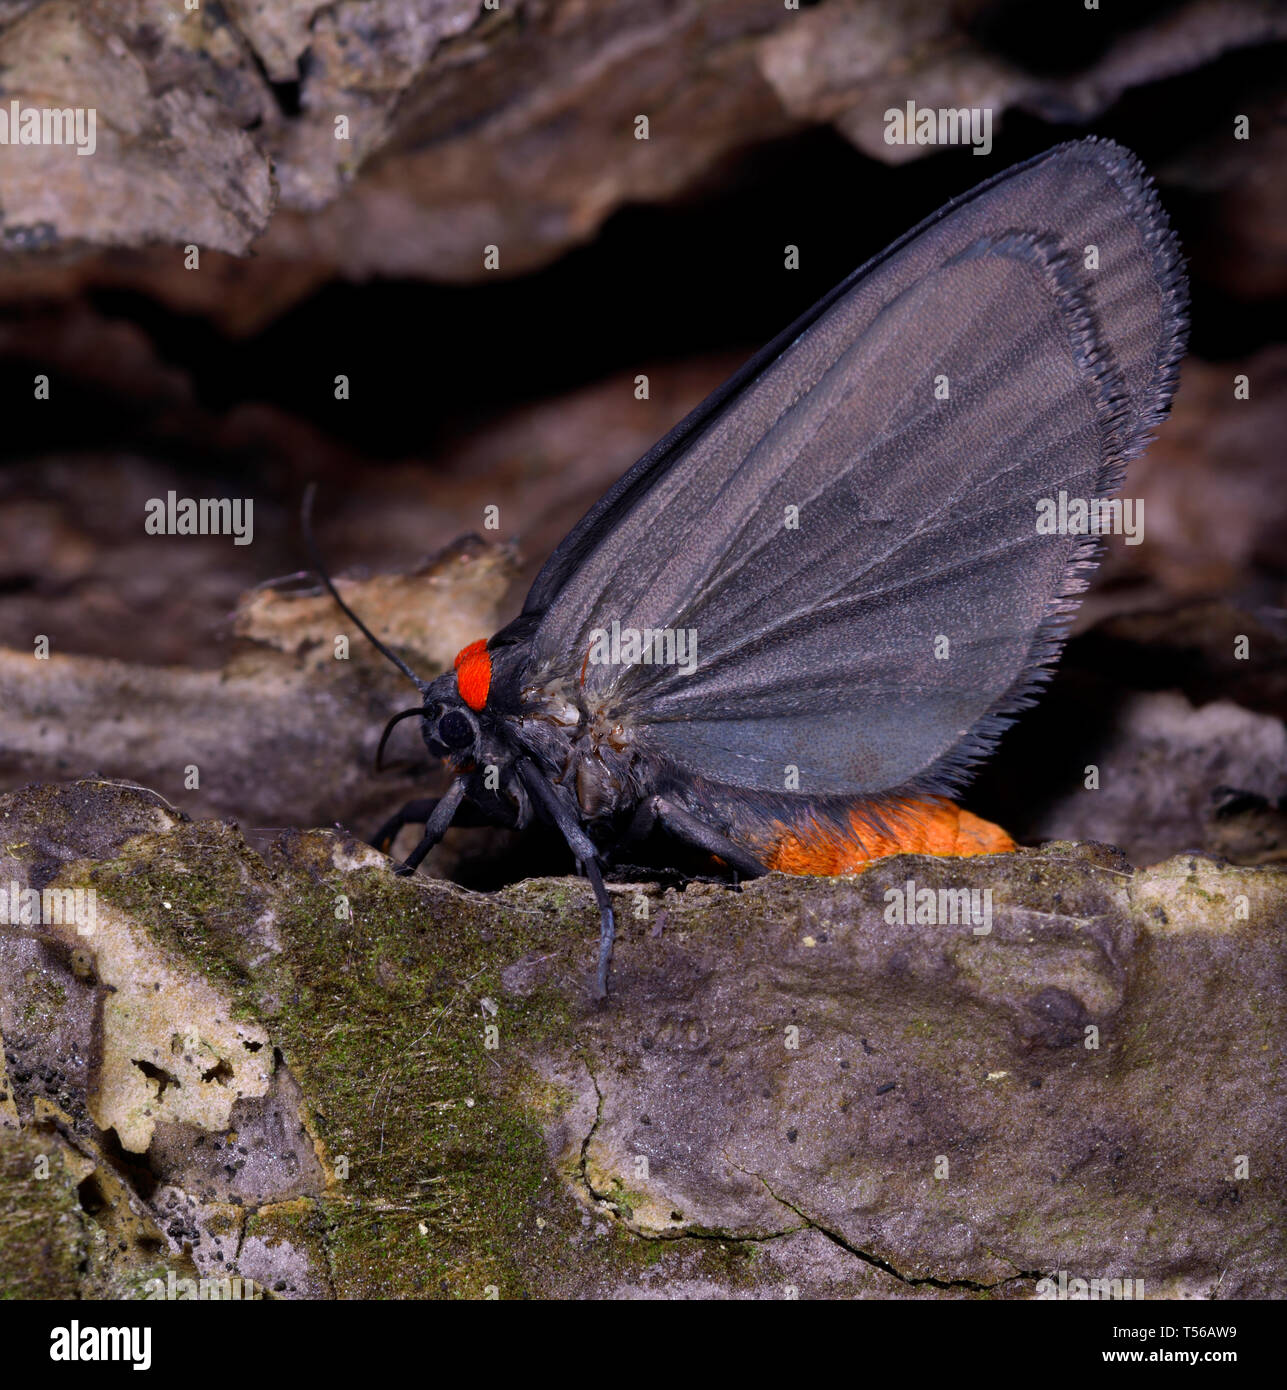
[303,486,492,772]
[418,673,481,762]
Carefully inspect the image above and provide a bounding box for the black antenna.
[376,706,429,771]
[301,483,430,693]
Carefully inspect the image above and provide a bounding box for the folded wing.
[520,139,1187,797]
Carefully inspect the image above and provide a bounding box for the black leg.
[574,854,616,1002]
[374,793,514,854]
[373,798,440,854]
[395,779,468,876]
[515,760,599,862]
[647,796,767,879]
[516,760,616,1002]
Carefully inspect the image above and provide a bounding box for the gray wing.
[521,139,1187,797]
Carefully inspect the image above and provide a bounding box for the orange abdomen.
[749,798,1014,876]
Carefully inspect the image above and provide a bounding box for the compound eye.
[437,710,475,750]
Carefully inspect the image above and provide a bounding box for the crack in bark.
[575,1054,608,1207]
[571,1059,1040,1292]
[727,1159,1041,1293]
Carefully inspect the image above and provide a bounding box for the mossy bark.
[1,783,1284,1298]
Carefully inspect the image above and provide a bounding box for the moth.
[308,138,1187,1000]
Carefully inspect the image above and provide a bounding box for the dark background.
[0,0,1284,874]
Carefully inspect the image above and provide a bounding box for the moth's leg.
[646,796,768,880]
[395,778,468,876]
[515,760,616,1002]
[373,795,506,854]
[623,797,659,846]
[582,857,616,1003]
[373,798,439,854]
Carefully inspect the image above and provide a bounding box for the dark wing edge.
[515,137,1187,632]
[906,152,1189,799]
